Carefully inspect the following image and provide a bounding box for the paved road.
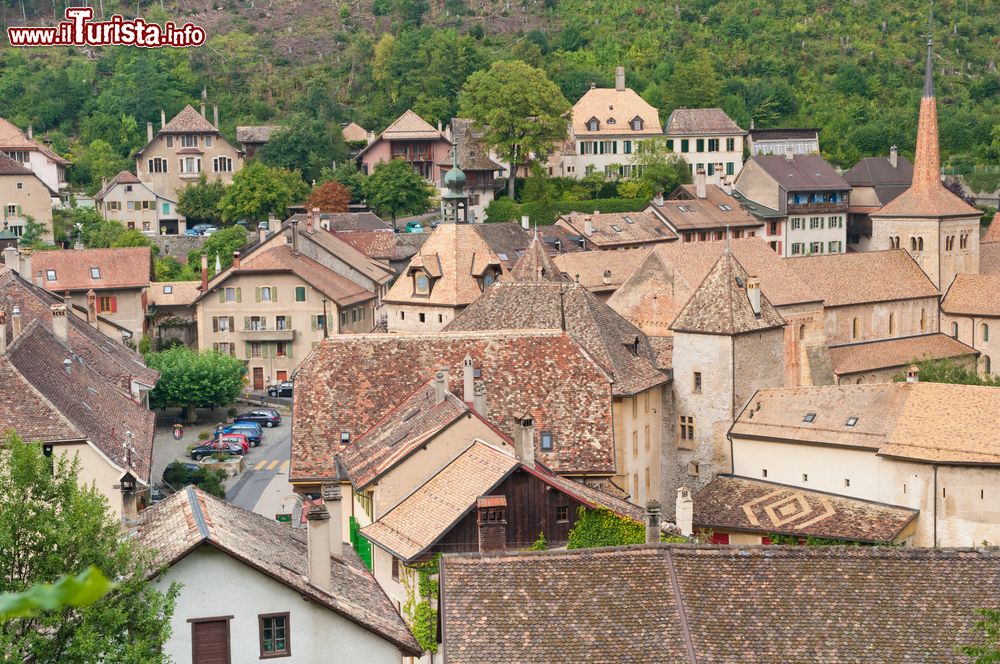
[226,421,291,512]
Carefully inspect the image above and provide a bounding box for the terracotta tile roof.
[384,224,507,307]
[552,248,650,293]
[665,107,744,136]
[733,381,1000,465]
[0,152,34,176]
[0,352,81,443]
[748,154,850,192]
[378,109,442,141]
[943,274,1000,316]
[235,125,283,144]
[786,250,939,307]
[339,382,470,489]
[981,243,1000,275]
[443,544,1000,663]
[873,184,981,218]
[535,225,586,254]
[571,86,662,137]
[159,104,219,134]
[0,117,70,165]
[470,222,532,268]
[147,281,201,307]
[0,266,158,390]
[440,119,502,172]
[982,212,1000,244]
[507,236,565,282]
[291,331,616,480]
[647,336,673,370]
[331,230,397,261]
[31,247,152,292]
[290,211,391,232]
[94,170,146,201]
[829,333,978,376]
[671,250,784,335]
[240,244,374,307]
[694,475,918,543]
[650,185,762,232]
[5,320,154,481]
[558,211,676,248]
[361,441,519,561]
[137,486,420,655]
[341,122,368,143]
[446,280,667,396]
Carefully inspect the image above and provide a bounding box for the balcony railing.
[238,328,295,341]
[787,201,849,215]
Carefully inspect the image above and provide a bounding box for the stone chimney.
[86,290,97,328]
[463,354,475,403]
[19,249,31,282]
[434,369,448,403]
[615,66,625,92]
[513,415,534,467]
[200,254,209,292]
[160,109,166,129]
[889,145,898,169]
[521,215,530,230]
[653,191,664,207]
[322,483,344,560]
[473,380,487,416]
[11,306,21,339]
[50,304,68,342]
[695,168,707,199]
[476,495,507,553]
[258,221,269,244]
[2,246,17,269]
[291,220,300,254]
[645,499,661,544]
[584,218,594,237]
[0,310,7,354]
[746,276,761,316]
[306,500,332,592]
[213,104,219,129]
[232,251,241,270]
[720,177,733,196]
[146,122,153,142]
[200,101,206,117]
[63,291,74,318]
[906,364,920,383]
[784,145,795,161]
[309,208,319,232]
[26,125,32,140]
[675,487,693,537]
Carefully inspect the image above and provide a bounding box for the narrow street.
[226,420,294,515]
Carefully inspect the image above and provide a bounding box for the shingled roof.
[983,213,1000,244]
[31,247,153,292]
[786,250,939,307]
[552,248,651,294]
[748,154,850,192]
[235,125,283,144]
[843,155,913,207]
[571,84,662,137]
[558,210,676,249]
[137,486,420,655]
[440,119,502,172]
[441,544,1000,663]
[694,475,918,544]
[943,274,1000,317]
[160,104,219,134]
[446,280,667,396]
[331,230,397,261]
[670,250,784,335]
[0,151,34,176]
[291,331,616,481]
[665,108,744,136]
[239,244,375,307]
[650,184,762,232]
[341,122,368,143]
[94,170,146,201]
[828,333,978,377]
[507,235,565,282]
[0,117,70,165]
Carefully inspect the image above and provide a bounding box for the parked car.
[162,461,201,485]
[218,432,250,453]
[234,408,282,427]
[267,381,293,398]
[404,221,424,233]
[214,423,262,447]
[184,228,201,237]
[189,439,245,461]
[203,227,218,236]
[192,223,215,235]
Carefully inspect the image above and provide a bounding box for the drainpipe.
[933,464,938,548]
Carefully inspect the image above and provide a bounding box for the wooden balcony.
[786,201,849,215]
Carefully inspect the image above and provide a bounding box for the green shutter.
[255,287,261,303]
[218,289,224,303]
[271,286,278,302]
[286,342,292,359]
[235,288,241,303]
[244,342,251,358]
[243,316,250,330]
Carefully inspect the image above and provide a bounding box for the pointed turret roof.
[670,250,783,335]
[508,235,565,282]
[874,38,980,218]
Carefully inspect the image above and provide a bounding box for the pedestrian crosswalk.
[253,459,289,472]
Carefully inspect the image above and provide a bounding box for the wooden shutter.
[255,287,261,303]
[228,317,234,331]
[212,317,218,332]
[235,288,241,303]
[285,342,291,359]
[218,289,224,303]
[109,296,117,313]
[245,342,251,358]
[310,315,317,331]
[191,619,230,664]
[243,316,251,331]
[271,286,277,302]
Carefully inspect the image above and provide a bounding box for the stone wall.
[151,234,206,260]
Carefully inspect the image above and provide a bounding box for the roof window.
[624,216,635,224]
[90,267,100,279]
[845,416,859,427]
[163,285,173,294]
[717,204,733,211]
[45,269,56,281]
[611,225,623,232]
[803,412,816,423]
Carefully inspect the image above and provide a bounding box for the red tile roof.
[240,244,375,307]
[829,333,978,376]
[331,230,397,261]
[31,247,153,292]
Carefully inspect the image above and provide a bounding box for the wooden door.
[276,370,288,382]
[253,367,264,391]
[192,619,230,664]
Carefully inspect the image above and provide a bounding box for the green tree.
[460,60,570,198]
[662,49,720,113]
[963,609,1000,663]
[177,174,226,226]
[363,159,434,230]
[257,118,350,184]
[0,432,176,661]
[145,346,246,422]
[632,140,692,196]
[892,359,1000,387]
[218,162,309,224]
[70,140,132,195]
[16,216,49,249]
[154,256,199,283]
[321,163,367,204]
[187,225,248,274]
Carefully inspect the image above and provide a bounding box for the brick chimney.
[50,304,68,342]
[232,251,241,270]
[746,276,761,316]
[695,168,707,199]
[146,122,153,143]
[675,487,693,537]
[434,369,448,403]
[473,380,487,416]
[86,290,98,328]
[645,499,661,544]
[307,499,332,593]
[160,109,166,129]
[200,253,209,292]
[322,483,344,560]
[889,145,898,169]
[476,495,507,553]
[0,310,7,354]
[615,66,625,92]
[11,306,21,339]
[513,415,534,467]
[462,354,475,403]
[906,364,920,383]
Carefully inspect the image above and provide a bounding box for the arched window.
[852,317,860,340]
[983,323,990,342]
[917,237,924,251]
[952,321,959,338]
[910,237,917,251]
[856,377,863,385]
[984,355,992,376]
[889,313,896,335]
[920,308,927,332]
[798,324,806,341]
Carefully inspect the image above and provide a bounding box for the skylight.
[90,267,100,279]
[846,417,859,427]
[624,216,635,224]
[717,204,732,211]
[803,413,816,423]
[611,225,623,232]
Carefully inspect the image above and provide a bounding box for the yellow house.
[0,152,54,243]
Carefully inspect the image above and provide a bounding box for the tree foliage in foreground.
[363,158,434,228]
[146,346,245,419]
[962,608,1000,663]
[218,161,309,224]
[892,359,1000,387]
[0,433,176,662]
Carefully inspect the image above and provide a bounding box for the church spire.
[911,14,941,192]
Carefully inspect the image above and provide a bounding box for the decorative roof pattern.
[31,247,153,292]
[694,475,918,543]
[829,333,978,376]
[748,154,850,192]
[291,331,616,480]
[651,185,762,232]
[665,108,744,136]
[440,119,503,172]
[137,487,420,655]
[159,105,219,134]
[552,248,651,293]
[785,250,939,307]
[558,211,676,248]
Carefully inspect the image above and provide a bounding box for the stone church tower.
[870,36,982,290]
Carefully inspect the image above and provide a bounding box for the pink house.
[357,110,452,181]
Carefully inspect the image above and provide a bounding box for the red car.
[218,433,250,453]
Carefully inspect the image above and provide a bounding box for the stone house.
[94,171,180,235]
[554,210,677,250]
[645,180,763,243]
[941,273,1000,376]
[663,108,746,186]
[147,280,200,348]
[842,147,912,252]
[0,116,69,194]
[0,152,55,243]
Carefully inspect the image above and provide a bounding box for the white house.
[0,116,69,196]
[664,108,746,186]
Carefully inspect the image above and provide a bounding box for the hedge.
[484,197,648,226]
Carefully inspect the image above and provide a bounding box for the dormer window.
[586,117,600,132]
[606,117,616,125]
[630,116,644,131]
[414,272,430,295]
[483,270,497,288]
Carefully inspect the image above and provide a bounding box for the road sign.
[275,513,292,523]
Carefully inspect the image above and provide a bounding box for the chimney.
[675,487,693,537]
[513,415,535,467]
[437,120,442,132]
[258,221,269,244]
[0,310,6,354]
[889,145,898,169]
[462,354,475,402]
[584,219,594,237]
[695,168,707,199]
[2,246,17,269]
[50,304,68,342]
[291,220,300,254]
[906,364,920,383]
[615,66,625,92]
[86,290,97,328]
[19,249,31,281]
[146,122,153,142]
[784,145,794,161]
[322,483,344,560]
[367,130,375,145]
[645,499,661,544]
[653,191,664,207]
[434,369,448,403]
[720,177,733,196]
[602,269,612,286]
[473,380,487,416]
[232,251,241,270]
[213,104,219,129]
[200,254,209,291]
[476,495,507,553]
[309,208,319,232]
[160,109,166,129]
[746,276,762,316]
[11,306,22,339]
[63,291,74,318]
[521,215,530,230]
[26,125,32,140]
[306,500,332,592]
[200,101,206,118]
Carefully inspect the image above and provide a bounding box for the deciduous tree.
[177,174,226,226]
[363,159,434,230]
[218,161,309,224]
[186,225,248,274]
[145,346,246,422]
[306,180,351,213]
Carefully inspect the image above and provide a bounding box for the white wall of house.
[785,213,847,256]
[666,135,744,186]
[157,545,405,663]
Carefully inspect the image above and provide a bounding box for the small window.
[414,273,430,294]
[45,269,56,281]
[418,313,426,323]
[845,417,858,427]
[540,431,553,451]
[762,469,768,478]
[259,612,289,657]
[163,285,173,294]
[391,557,399,582]
[294,286,306,302]
[803,413,816,423]
[555,506,569,523]
[687,462,700,476]
[16,182,22,190]
[90,267,101,279]
[844,478,851,488]
[340,431,350,444]
[693,371,702,393]
[802,473,808,482]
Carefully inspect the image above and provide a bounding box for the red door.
[276,370,288,382]
[252,367,264,391]
[192,619,230,663]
